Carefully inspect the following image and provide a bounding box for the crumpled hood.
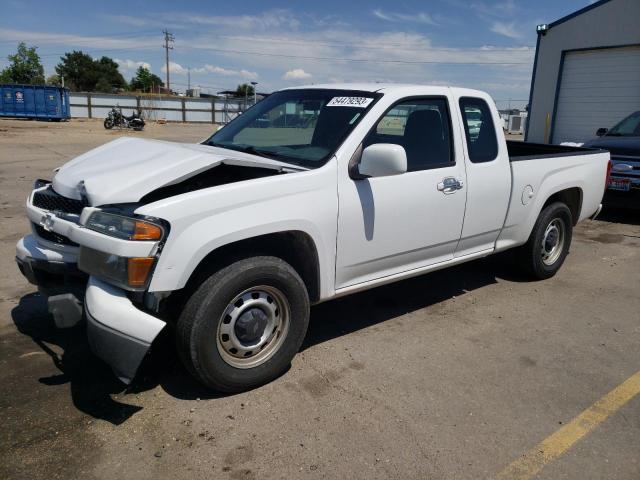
[52,137,302,206]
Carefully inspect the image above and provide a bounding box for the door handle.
[437,177,464,194]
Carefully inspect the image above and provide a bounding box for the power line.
[31,46,531,67]
[192,46,532,66]
[0,31,535,53]
[210,34,536,52]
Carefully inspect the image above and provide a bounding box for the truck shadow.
[10,253,525,423]
[11,293,144,425]
[302,253,520,351]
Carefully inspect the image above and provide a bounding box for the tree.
[235,83,255,97]
[54,51,126,92]
[46,74,61,86]
[55,51,99,91]
[129,66,164,92]
[96,56,126,91]
[0,42,45,84]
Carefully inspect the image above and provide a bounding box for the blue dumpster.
[0,84,70,120]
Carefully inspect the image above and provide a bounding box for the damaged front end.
[85,276,166,383]
[17,138,304,383]
[17,181,170,382]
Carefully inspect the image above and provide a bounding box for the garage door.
[552,45,640,144]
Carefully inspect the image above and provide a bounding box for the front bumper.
[85,276,166,383]
[16,234,87,328]
[16,234,84,289]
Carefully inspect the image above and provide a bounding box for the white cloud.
[161,61,188,75]
[0,27,158,50]
[100,14,164,28]
[115,58,151,73]
[490,21,522,39]
[161,10,300,30]
[239,69,259,80]
[282,69,312,81]
[373,9,439,25]
[191,64,258,80]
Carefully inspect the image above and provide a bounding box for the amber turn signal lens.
[132,221,163,241]
[127,257,155,287]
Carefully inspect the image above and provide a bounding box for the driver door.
[335,96,467,289]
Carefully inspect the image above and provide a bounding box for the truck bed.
[507,141,604,161]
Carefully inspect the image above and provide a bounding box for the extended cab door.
[335,95,468,289]
[453,94,511,257]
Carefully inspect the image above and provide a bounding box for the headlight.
[78,247,156,291]
[85,211,164,241]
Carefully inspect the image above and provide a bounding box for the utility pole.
[187,67,191,91]
[162,29,174,93]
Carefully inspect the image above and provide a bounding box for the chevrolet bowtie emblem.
[40,213,55,232]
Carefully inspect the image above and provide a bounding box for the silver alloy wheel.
[216,285,290,369]
[541,218,565,266]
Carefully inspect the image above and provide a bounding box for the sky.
[0,0,596,109]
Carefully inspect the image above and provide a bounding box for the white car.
[16,84,610,391]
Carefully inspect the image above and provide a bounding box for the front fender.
[137,162,338,299]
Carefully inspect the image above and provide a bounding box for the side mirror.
[596,128,608,137]
[357,144,407,178]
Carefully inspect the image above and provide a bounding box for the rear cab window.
[459,97,498,163]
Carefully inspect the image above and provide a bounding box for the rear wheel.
[517,202,573,279]
[176,256,310,392]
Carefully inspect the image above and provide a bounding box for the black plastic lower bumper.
[85,304,154,384]
[16,255,88,327]
[15,255,86,291]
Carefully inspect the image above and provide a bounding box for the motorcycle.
[104,106,145,131]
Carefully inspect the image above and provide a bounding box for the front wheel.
[103,118,114,129]
[176,256,310,392]
[517,202,573,279]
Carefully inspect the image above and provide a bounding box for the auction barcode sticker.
[326,97,373,108]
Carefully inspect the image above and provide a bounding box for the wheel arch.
[181,230,322,304]
[540,186,583,225]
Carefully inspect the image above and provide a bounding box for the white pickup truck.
[16,84,610,391]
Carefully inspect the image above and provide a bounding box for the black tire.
[517,202,573,280]
[176,256,310,392]
[103,118,114,129]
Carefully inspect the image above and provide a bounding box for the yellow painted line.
[497,369,640,480]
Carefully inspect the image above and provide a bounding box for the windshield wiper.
[240,145,282,160]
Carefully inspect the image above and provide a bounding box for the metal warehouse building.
[526,0,640,144]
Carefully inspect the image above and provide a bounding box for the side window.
[459,97,498,163]
[365,98,454,172]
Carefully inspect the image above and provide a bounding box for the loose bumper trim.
[85,276,166,383]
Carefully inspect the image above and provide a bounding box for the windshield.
[205,89,381,167]
[607,111,640,137]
